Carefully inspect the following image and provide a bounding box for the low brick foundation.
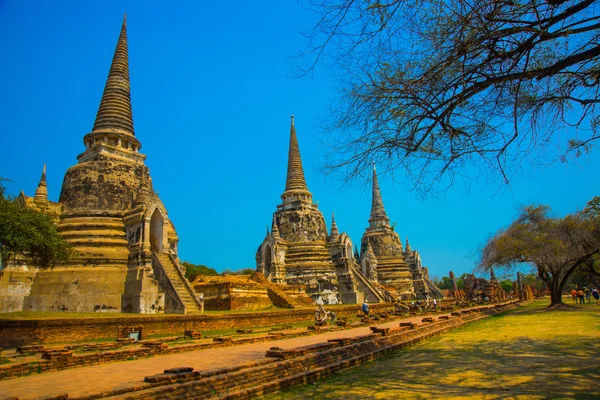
[0,303,395,348]
[76,300,522,400]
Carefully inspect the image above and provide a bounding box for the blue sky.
[0,1,598,279]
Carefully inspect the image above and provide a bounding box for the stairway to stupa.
[153,252,203,314]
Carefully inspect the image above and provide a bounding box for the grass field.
[265,299,600,399]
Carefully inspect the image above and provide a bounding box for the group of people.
[570,287,600,304]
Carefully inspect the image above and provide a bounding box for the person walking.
[362,300,370,316]
[584,287,591,304]
[571,289,578,303]
[577,288,585,304]
[592,288,599,305]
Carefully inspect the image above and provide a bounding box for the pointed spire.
[405,237,412,252]
[135,166,150,204]
[281,116,312,204]
[490,267,497,281]
[271,215,281,239]
[329,213,340,242]
[369,163,390,228]
[34,163,48,202]
[354,246,360,261]
[91,14,135,137]
[266,224,270,236]
[365,239,375,256]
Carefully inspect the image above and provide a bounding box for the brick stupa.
[359,165,444,300]
[4,16,203,314]
[256,117,387,304]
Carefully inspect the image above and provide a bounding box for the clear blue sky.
[0,1,598,279]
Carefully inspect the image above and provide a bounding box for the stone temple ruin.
[255,118,443,305]
[0,16,444,313]
[0,16,202,314]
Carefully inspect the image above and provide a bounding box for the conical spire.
[405,237,412,252]
[91,14,135,137]
[271,215,281,239]
[369,164,390,228]
[34,163,48,202]
[354,246,360,261]
[329,213,340,242]
[365,239,375,257]
[281,116,312,204]
[135,166,150,204]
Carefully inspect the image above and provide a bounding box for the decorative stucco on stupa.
[0,16,202,314]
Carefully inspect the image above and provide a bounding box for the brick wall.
[0,303,394,348]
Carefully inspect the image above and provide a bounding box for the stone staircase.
[423,274,446,298]
[371,281,403,304]
[250,272,312,308]
[153,252,203,314]
[347,264,386,303]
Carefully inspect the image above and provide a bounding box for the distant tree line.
[181,261,255,282]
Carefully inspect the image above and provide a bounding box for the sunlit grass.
[265,299,600,399]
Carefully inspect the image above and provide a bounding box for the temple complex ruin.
[255,120,442,304]
[0,16,202,314]
[1,16,447,313]
[255,117,358,304]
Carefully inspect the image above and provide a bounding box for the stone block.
[164,367,194,374]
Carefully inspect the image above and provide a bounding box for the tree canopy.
[432,273,467,290]
[181,261,219,281]
[302,0,600,194]
[0,196,71,269]
[480,203,600,307]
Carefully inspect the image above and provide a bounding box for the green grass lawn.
[265,299,600,399]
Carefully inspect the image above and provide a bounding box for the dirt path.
[0,314,432,399]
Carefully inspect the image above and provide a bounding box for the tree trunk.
[538,267,564,307]
[549,282,564,307]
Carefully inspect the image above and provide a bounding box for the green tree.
[499,280,513,293]
[0,197,71,269]
[222,268,256,276]
[432,276,452,290]
[181,261,218,281]
[481,204,600,307]
[303,0,600,195]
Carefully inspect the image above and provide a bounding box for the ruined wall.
[0,303,396,347]
[0,270,37,312]
[23,267,126,312]
[194,282,273,311]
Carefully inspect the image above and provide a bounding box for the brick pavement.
[0,314,440,400]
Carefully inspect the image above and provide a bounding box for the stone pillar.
[162,220,169,252]
[449,270,458,298]
[517,272,523,300]
[143,217,151,250]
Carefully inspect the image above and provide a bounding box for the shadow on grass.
[267,315,600,399]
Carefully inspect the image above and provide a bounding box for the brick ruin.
[255,119,443,305]
[1,16,446,313]
[0,16,202,314]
